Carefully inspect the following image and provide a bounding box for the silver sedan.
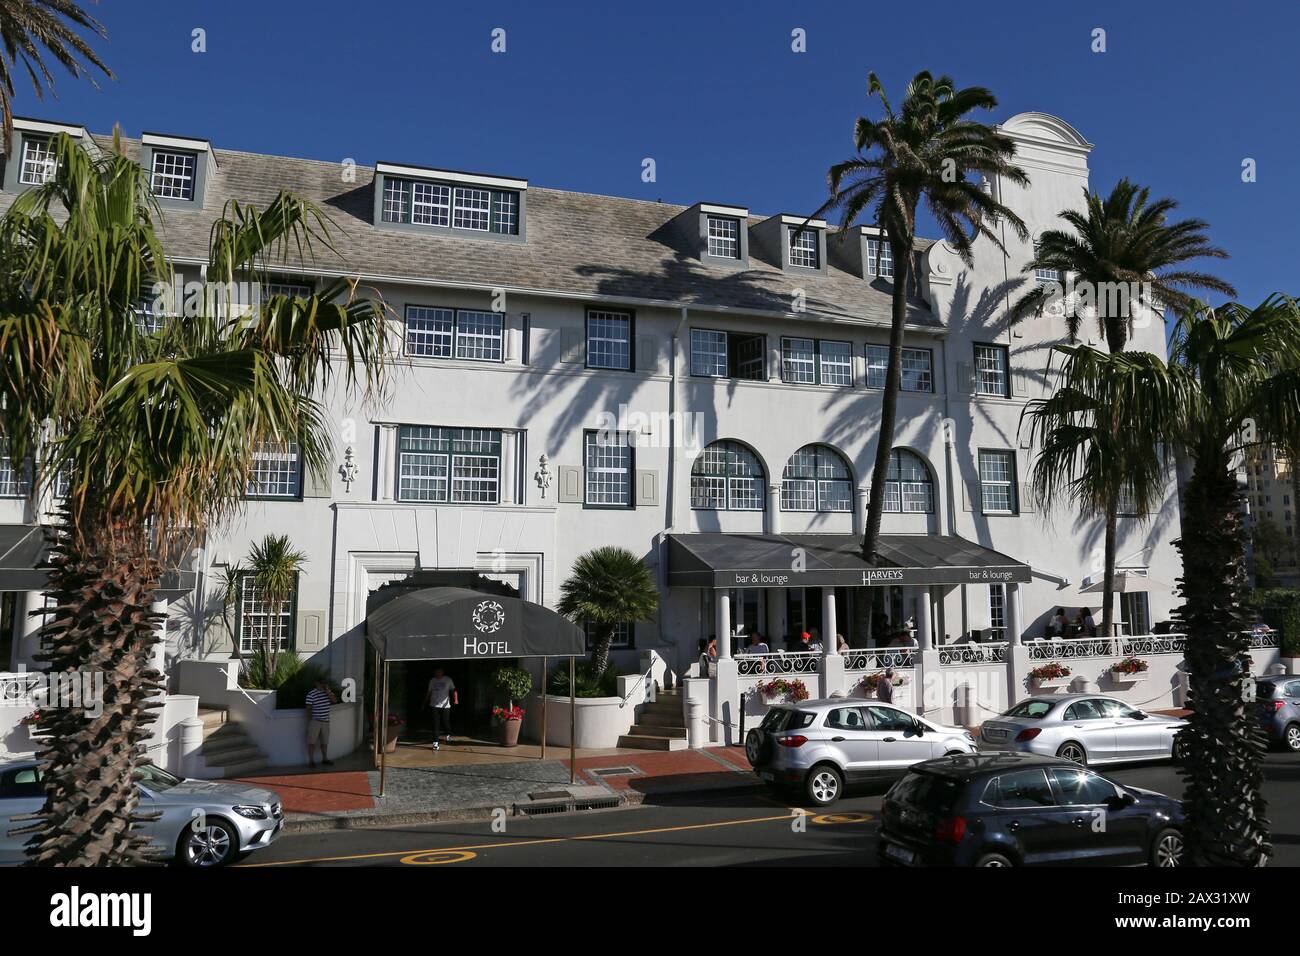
[979,694,1188,767]
[1,760,284,867]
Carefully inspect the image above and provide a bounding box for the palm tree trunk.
[861,238,912,563]
[16,513,165,866]
[590,623,614,677]
[1101,504,1118,635]
[1175,449,1271,866]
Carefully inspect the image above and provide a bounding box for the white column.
[1007,583,1022,646]
[853,487,869,538]
[377,424,397,501]
[766,483,781,535]
[917,587,934,651]
[715,589,732,659]
[500,431,517,504]
[822,588,838,656]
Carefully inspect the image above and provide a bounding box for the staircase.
[197,707,270,778]
[617,687,688,751]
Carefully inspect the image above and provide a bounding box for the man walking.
[305,677,337,769]
[877,668,895,704]
[426,666,458,751]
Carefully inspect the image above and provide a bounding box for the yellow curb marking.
[399,849,478,865]
[811,811,874,825]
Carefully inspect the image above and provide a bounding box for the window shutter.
[557,464,584,503]
[1017,452,1034,513]
[560,328,584,365]
[207,608,235,654]
[303,463,332,498]
[636,335,659,372]
[962,478,976,512]
[1012,367,1028,397]
[956,362,972,395]
[634,469,659,507]
[296,609,324,651]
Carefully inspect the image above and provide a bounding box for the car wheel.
[1056,741,1087,766]
[177,818,239,868]
[1151,828,1184,867]
[745,728,769,766]
[975,852,1013,867]
[1284,724,1300,753]
[1171,734,1190,763]
[805,765,843,806]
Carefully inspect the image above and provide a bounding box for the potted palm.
[557,546,659,684]
[490,666,532,747]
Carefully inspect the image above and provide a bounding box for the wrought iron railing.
[735,651,821,676]
[0,672,43,707]
[844,648,916,671]
[938,642,1008,665]
[1026,637,1120,660]
[1117,634,1186,656]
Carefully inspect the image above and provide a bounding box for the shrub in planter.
[856,672,909,694]
[1028,662,1071,682]
[1111,656,1150,676]
[491,665,534,707]
[755,678,809,703]
[547,662,619,698]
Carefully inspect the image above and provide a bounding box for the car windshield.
[1003,699,1055,719]
[889,772,962,815]
[135,763,182,792]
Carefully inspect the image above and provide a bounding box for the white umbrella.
[1079,570,1171,594]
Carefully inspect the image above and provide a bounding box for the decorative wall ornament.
[338,445,358,493]
[533,453,553,499]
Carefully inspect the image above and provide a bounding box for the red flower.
[493,704,526,721]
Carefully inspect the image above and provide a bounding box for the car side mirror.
[1107,790,1137,810]
[912,721,925,736]
[1130,711,1148,720]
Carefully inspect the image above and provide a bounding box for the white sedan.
[979,694,1187,767]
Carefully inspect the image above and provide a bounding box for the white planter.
[1031,677,1071,691]
[522,693,637,749]
[1108,671,1149,686]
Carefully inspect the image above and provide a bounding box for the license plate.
[984,728,1007,740]
[885,843,915,864]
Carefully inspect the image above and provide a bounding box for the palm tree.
[1011,178,1235,634]
[1038,296,1300,864]
[1012,178,1235,351]
[0,0,111,147]
[0,133,390,865]
[220,534,308,665]
[813,71,1029,562]
[557,546,659,677]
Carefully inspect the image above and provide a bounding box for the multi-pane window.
[789,227,819,268]
[1117,482,1139,515]
[865,345,933,392]
[974,344,1010,397]
[691,440,765,511]
[0,441,30,497]
[988,584,1007,640]
[404,306,503,362]
[706,216,740,259]
[781,445,852,512]
[382,177,520,235]
[238,575,295,654]
[781,338,851,386]
[882,449,933,513]
[246,442,302,498]
[397,426,502,504]
[691,329,765,380]
[453,186,491,231]
[586,309,632,370]
[19,137,56,186]
[412,181,451,226]
[150,150,197,201]
[979,450,1017,514]
[865,238,893,279]
[1035,266,1062,284]
[585,431,634,507]
[584,620,633,650]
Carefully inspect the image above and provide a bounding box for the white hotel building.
[1,111,1256,769]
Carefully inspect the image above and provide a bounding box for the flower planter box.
[1108,671,1148,686]
[1032,677,1072,690]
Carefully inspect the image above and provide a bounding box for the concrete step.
[628,724,687,739]
[196,707,227,730]
[201,722,251,743]
[202,742,264,767]
[636,710,686,728]
[209,756,270,778]
[617,733,688,752]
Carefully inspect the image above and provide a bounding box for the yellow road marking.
[811,811,874,825]
[239,808,870,867]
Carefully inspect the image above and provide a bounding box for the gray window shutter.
[560,328,584,365]
[1017,452,1034,512]
[1012,367,1028,397]
[956,361,972,395]
[296,609,324,651]
[557,464,584,503]
[962,478,976,512]
[634,469,659,507]
[206,608,235,654]
[303,463,332,498]
[636,335,659,372]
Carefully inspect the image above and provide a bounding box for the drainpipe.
[939,337,956,537]
[655,306,691,660]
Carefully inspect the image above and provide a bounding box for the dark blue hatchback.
[878,752,1184,867]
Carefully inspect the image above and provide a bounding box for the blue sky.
[17,0,1296,305]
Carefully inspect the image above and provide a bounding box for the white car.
[979,694,1188,767]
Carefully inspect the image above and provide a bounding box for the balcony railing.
[844,648,916,671]
[735,651,821,676]
[0,672,43,707]
[939,642,1008,665]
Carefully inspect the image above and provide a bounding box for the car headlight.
[232,805,269,819]
[964,731,976,742]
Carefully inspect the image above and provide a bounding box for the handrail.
[619,663,656,709]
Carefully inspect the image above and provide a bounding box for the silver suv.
[745,698,978,806]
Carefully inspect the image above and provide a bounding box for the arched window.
[882,449,933,513]
[781,445,852,512]
[691,440,765,511]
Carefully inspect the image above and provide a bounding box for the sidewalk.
[232,739,758,833]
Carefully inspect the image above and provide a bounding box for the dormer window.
[789,227,819,268]
[375,163,526,240]
[149,149,197,201]
[141,133,213,207]
[865,237,893,279]
[706,215,740,259]
[19,136,56,185]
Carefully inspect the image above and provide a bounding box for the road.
[241,751,1300,867]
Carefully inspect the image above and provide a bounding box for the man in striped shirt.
[305,678,338,769]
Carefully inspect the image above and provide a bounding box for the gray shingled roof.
[3,133,941,330]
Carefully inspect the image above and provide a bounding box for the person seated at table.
[836,633,850,654]
[800,629,822,653]
[1050,608,1068,637]
[742,630,769,655]
[1076,608,1096,638]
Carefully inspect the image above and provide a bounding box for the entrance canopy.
[666,533,1032,588]
[365,586,586,661]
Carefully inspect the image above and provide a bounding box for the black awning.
[365,586,587,661]
[0,524,50,590]
[666,532,1032,588]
